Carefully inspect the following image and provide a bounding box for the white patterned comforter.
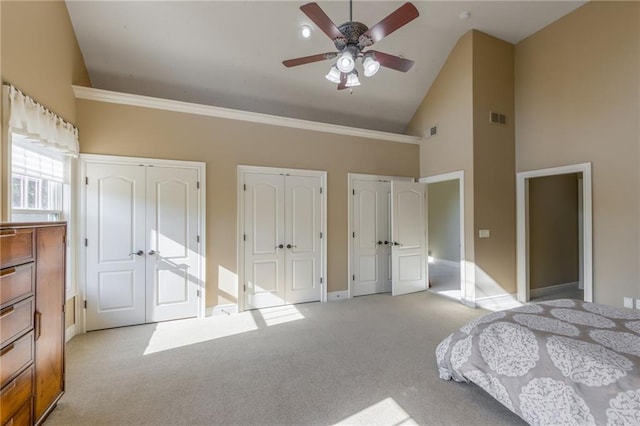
[436,299,640,425]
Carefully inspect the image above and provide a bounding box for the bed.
[436,299,640,425]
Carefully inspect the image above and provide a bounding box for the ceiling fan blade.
[337,72,348,90]
[300,3,346,42]
[282,52,338,68]
[369,50,415,72]
[359,3,419,47]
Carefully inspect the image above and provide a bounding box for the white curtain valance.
[4,84,79,157]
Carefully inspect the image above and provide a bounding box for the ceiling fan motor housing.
[335,21,369,51]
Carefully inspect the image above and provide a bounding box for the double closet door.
[84,159,203,331]
[243,170,325,310]
[351,176,428,297]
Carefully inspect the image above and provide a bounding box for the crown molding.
[72,86,421,145]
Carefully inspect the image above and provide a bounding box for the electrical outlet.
[479,229,490,238]
[624,297,633,309]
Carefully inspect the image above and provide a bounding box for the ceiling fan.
[283,1,419,90]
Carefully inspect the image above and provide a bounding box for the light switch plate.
[479,229,490,238]
[624,297,633,308]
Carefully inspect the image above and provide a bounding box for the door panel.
[285,175,322,304]
[379,183,392,293]
[352,179,379,296]
[146,167,199,322]
[392,181,427,296]
[86,163,146,331]
[244,173,285,309]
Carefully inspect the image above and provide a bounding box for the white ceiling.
[66,1,586,134]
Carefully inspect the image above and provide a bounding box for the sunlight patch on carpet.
[258,305,305,326]
[333,397,418,426]
[143,313,258,355]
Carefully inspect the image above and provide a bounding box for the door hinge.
[243,234,246,242]
[243,184,246,191]
[320,232,323,239]
[352,275,355,281]
[320,187,323,194]
[85,176,88,185]
[197,181,200,189]
[243,284,246,292]
[197,235,200,243]
[197,289,201,297]
[353,189,355,195]
[84,300,87,309]
[84,238,88,247]
[352,232,355,238]
[320,277,323,284]
[62,235,66,244]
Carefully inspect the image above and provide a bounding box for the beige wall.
[76,100,419,307]
[1,1,90,327]
[515,1,640,306]
[472,31,516,297]
[408,30,515,301]
[1,1,90,123]
[406,31,476,300]
[529,174,579,290]
[428,180,460,262]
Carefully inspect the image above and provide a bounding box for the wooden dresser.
[1,222,66,426]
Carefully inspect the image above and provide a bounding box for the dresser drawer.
[1,396,32,426]
[0,298,34,347]
[0,366,33,425]
[0,228,34,270]
[0,264,35,308]
[0,332,33,389]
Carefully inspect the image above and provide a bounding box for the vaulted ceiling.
[66,1,586,134]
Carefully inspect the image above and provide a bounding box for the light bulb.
[336,49,355,73]
[325,65,341,84]
[300,25,312,39]
[345,70,361,87]
[363,54,380,77]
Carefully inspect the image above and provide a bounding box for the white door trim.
[78,154,206,333]
[347,173,414,298]
[419,171,467,304]
[237,165,327,312]
[516,162,593,303]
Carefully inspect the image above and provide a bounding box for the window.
[11,135,67,222]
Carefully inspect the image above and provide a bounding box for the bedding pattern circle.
[479,322,539,376]
[606,389,640,425]
[519,377,595,426]
[589,330,640,357]
[513,314,580,337]
[550,308,616,328]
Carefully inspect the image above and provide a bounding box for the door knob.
[384,241,389,245]
[129,250,144,256]
[275,244,284,249]
[148,250,158,255]
[286,244,297,249]
[393,242,401,246]
[377,241,383,245]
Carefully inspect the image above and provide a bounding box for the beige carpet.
[47,292,524,425]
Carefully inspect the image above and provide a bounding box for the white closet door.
[284,175,322,304]
[352,179,380,296]
[146,166,200,322]
[391,181,428,296]
[379,182,392,293]
[86,163,146,331]
[244,173,286,309]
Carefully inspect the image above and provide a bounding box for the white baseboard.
[207,304,238,316]
[432,258,460,268]
[530,281,578,299]
[475,293,521,311]
[328,291,349,301]
[65,324,76,343]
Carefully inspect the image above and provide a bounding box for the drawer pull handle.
[0,306,14,318]
[35,311,42,341]
[0,267,17,278]
[0,343,15,357]
[0,229,17,237]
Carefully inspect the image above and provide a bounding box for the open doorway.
[419,171,465,302]
[517,163,592,302]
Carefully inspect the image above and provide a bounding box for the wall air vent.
[490,111,506,125]
[425,124,439,139]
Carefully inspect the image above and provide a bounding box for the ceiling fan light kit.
[283,1,419,90]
